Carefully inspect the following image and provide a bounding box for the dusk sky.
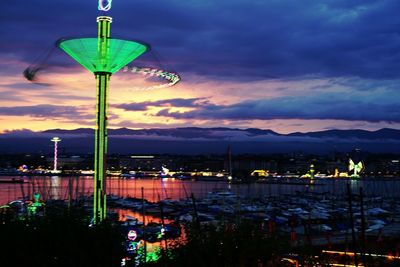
[1,0,400,134]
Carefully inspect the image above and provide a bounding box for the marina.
[2,175,400,265]
[2,176,400,237]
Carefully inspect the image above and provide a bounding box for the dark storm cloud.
[154,94,400,123]
[2,0,400,79]
[113,98,207,111]
[137,0,400,80]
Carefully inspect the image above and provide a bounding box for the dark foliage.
[141,222,289,267]
[0,206,125,267]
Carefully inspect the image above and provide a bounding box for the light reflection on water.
[117,209,174,225]
[1,176,400,204]
[116,209,182,255]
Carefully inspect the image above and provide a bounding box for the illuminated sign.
[126,241,137,253]
[127,230,137,241]
[98,0,112,11]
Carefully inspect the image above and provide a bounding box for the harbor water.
[1,176,400,205]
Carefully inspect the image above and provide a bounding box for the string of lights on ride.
[122,66,181,90]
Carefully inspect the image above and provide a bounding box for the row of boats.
[106,189,398,247]
[2,182,399,249]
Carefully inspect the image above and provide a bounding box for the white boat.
[366,224,384,232]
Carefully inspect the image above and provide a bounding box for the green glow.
[33,192,41,204]
[146,251,161,262]
[28,206,37,216]
[58,38,148,74]
[28,192,43,216]
[349,159,364,178]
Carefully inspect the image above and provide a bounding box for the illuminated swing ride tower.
[51,137,61,172]
[58,0,148,224]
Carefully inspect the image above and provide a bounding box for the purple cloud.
[0,104,90,119]
[113,98,208,111]
[148,93,400,122]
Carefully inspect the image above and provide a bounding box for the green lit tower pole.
[58,2,148,224]
[93,15,111,223]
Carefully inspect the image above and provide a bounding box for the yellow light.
[322,250,400,260]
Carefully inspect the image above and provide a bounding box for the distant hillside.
[1,127,399,154]
[288,128,400,140]
[42,127,281,139]
[40,127,400,140]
